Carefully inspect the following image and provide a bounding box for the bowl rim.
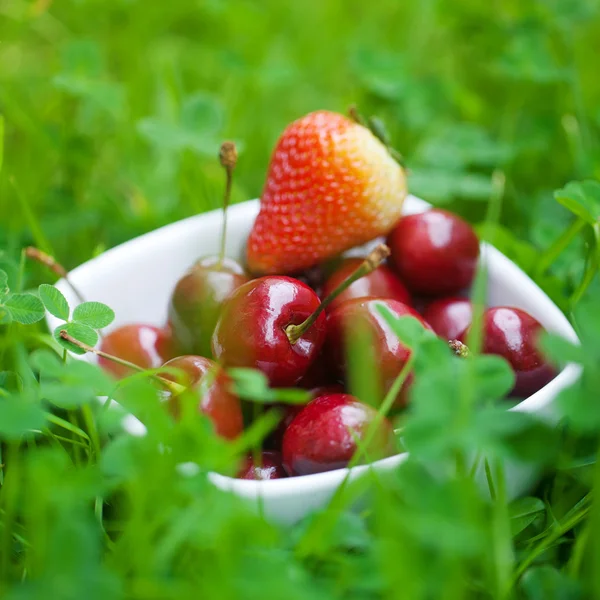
[46,195,582,490]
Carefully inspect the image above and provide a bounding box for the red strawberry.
[246,110,407,275]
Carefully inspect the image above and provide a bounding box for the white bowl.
[47,196,581,525]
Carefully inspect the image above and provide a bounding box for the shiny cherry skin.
[422,297,473,340]
[326,298,431,408]
[212,276,327,387]
[98,323,175,379]
[387,209,479,296]
[168,256,250,357]
[282,393,395,476]
[237,451,287,480]
[321,257,411,311]
[266,384,345,450]
[161,355,243,440]
[460,307,556,398]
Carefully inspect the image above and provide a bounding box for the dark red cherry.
[212,276,327,386]
[321,257,411,311]
[292,264,328,298]
[326,298,431,408]
[266,385,345,450]
[282,393,396,476]
[98,324,175,379]
[422,297,473,340]
[237,451,287,480]
[387,209,479,296]
[168,256,250,357]
[460,307,556,398]
[161,355,243,440]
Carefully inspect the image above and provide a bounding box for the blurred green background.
[2,0,599,297]
[2,3,600,598]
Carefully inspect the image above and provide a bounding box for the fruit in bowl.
[46,111,581,525]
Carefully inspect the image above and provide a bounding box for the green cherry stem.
[58,330,185,395]
[285,244,391,344]
[217,141,238,268]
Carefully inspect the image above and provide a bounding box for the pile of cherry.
[96,208,556,481]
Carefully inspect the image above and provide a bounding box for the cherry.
[266,384,345,450]
[387,209,479,296]
[326,298,431,408]
[212,276,326,386]
[98,323,175,379]
[282,393,395,476]
[296,347,341,389]
[168,256,249,356]
[167,142,250,356]
[292,264,328,298]
[237,451,287,480]
[161,355,243,440]
[321,257,411,310]
[460,307,556,398]
[212,246,390,387]
[422,297,473,340]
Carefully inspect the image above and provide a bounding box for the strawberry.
[246,110,407,275]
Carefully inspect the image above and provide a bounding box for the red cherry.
[321,258,411,310]
[387,209,479,296]
[168,256,250,357]
[422,297,473,340]
[282,393,395,476]
[212,276,327,386]
[237,451,287,480]
[266,385,345,450]
[326,298,431,408]
[161,355,243,440]
[98,324,175,379]
[291,264,328,298]
[461,307,556,398]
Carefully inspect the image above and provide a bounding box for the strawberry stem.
[284,244,390,344]
[347,106,405,168]
[218,141,238,268]
[59,330,184,394]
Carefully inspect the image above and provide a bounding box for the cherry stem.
[218,141,238,268]
[58,330,184,394]
[449,339,471,358]
[285,244,391,344]
[25,246,86,305]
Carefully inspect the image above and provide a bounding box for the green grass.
[1,0,600,598]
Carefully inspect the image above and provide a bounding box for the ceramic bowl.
[46,195,581,525]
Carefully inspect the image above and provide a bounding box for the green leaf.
[40,382,97,410]
[53,322,98,355]
[0,371,23,393]
[470,355,515,399]
[509,496,545,536]
[4,293,45,325]
[0,306,12,325]
[0,269,8,302]
[180,92,223,137]
[29,349,65,377]
[554,180,600,225]
[72,301,115,329]
[270,388,312,405]
[38,284,70,321]
[0,395,47,440]
[228,368,272,402]
[0,114,4,176]
[520,565,583,600]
